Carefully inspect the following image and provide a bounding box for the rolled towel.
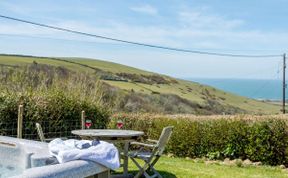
[75,140,91,149]
[92,139,100,146]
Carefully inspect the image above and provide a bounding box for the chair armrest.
[147,139,158,143]
[130,142,156,148]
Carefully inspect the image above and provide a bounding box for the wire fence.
[0,121,18,138]
[23,119,82,141]
[0,105,86,141]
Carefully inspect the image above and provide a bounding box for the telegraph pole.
[283,53,286,114]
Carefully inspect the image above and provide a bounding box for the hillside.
[0,54,282,114]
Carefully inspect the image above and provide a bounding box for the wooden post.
[81,111,85,129]
[17,105,23,138]
[283,53,286,114]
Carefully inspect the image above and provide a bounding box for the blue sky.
[0,0,287,79]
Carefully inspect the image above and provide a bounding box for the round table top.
[72,129,144,139]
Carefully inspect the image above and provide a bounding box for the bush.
[0,89,110,140]
[110,114,288,166]
[0,64,110,139]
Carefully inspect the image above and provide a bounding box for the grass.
[115,156,288,178]
[0,55,153,75]
[68,57,154,75]
[106,80,282,114]
[0,54,283,114]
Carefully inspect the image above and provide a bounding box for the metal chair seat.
[129,151,152,160]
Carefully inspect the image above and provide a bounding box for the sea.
[186,78,284,100]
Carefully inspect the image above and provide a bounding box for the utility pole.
[283,53,286,114]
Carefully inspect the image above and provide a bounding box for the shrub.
[0,92,110,139]
[116,73,172,85]
[0,64,110,139]
[110,114,288,166]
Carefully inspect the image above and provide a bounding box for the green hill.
[0,54,282,114]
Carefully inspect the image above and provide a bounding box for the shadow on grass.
[112,170,176,178]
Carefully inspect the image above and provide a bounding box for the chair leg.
[149,166,162,178]
[134,168,144,178]
[131,157,144,178]
[143,159,162,178]
[148,156,162,178]
[149,156,160,169]
[131,157,154,178]
[131,158,163,178]
[143,171,152,178]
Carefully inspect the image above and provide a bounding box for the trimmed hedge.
[110,114,288,166]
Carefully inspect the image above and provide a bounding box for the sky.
[0,0,288,79]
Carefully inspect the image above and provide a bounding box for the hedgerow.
[0,92,109,138]
[110,113,288,166]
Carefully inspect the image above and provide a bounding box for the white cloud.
[0,5,287,53]
[178,9,244,30]
[0,1,95,14]
[130,4,158,16]
[1,17,287,52]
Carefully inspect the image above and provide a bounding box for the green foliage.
[207,151,221,160]
[0,92,109,138]
[244,120,288,165]
[116,73,173,85]
[0,64,110,139]
[0,54,282,115]
[110,114,288,166]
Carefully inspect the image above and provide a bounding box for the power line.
[0,33,98,43]
[0,33,283,53]
[0,14,282,58]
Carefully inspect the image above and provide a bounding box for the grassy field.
[0,54,283,114]
[116,157,288,178]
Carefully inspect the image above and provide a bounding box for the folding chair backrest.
[36,123,45,142]
[156,126,173,155]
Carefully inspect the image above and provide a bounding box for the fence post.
[81,111,85,129]
[17,105,23,138]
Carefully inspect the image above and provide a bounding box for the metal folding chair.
[128,126,174,178]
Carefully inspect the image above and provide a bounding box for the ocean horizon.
[186,78,284,100]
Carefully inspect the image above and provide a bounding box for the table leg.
[123,141,129,177]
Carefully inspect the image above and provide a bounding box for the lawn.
[115,156,288,178]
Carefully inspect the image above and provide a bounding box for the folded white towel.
[48,139,120,170]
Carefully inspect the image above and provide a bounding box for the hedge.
[0,91,110,139]
[110,113,288,166]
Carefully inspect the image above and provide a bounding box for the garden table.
[72,129,144,178]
